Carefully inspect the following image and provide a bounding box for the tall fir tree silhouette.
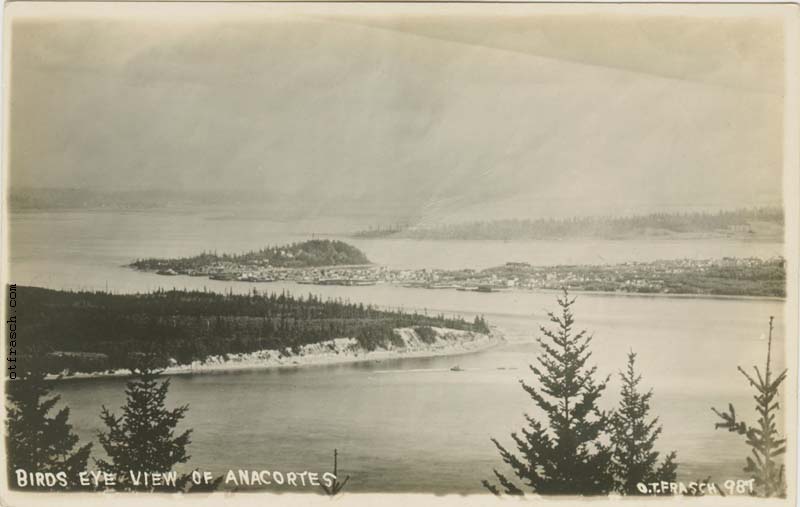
[483,289,613,495]
[96,356,191,491]
[609,351,677,494]
[712,316,787,497]
[6,367,92,490]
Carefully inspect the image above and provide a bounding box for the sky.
[6,4,787,223]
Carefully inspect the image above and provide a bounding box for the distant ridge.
[131,239,371,272]
[352,207,784,241]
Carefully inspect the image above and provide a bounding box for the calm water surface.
[8,210,788,493]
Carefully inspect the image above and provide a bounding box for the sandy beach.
[47,327,505,381]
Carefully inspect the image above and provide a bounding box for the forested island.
[18,286,490,375]
[352,207,784,240]
[131,239,370,278]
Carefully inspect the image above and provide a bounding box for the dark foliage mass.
[6,366,92,490]
[484,290,677,496]
[6,357,223,493]
[610,352,677,494]
[96,360,192,491]
[484,290,614,495]
[712,317,787,497]
[131,239,370,271]
[17,286,489,375]
[354,207,784,240]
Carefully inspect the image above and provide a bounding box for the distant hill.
[6,187,421,223]
[9,187,186,210]
[352,207,784,241]
[131,239,370,273]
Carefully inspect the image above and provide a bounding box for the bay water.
[6,209,787,492]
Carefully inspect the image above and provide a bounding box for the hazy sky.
[7,4,787,222]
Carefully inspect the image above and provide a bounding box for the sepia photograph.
[1,2,798,505]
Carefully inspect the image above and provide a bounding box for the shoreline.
[123,272,787,302]
[348,233,784,243]
[47,327,505,382]
[524,287,785,302]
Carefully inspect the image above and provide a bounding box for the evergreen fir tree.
[712,316,787,497]
[483,289,613,495]
[6,367,92,490]
[609,351,677,494]
[96,357,192,491]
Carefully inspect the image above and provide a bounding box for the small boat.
[450,365,464,372]
[317,278,347,285]
[209,273,238,281]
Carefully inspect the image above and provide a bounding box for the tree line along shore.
[352,207,784,240]
[16,285,490,376]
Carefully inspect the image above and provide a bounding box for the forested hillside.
[131,239,370,272]
[17,286,488,374]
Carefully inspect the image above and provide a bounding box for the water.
[8,209,784,289]
[6,210,788,493]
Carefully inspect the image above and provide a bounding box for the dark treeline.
[353,207,784,240]
[18,286,489,375]
[9,187,178,211]
[131,239,370,272]
[352,223,409,239]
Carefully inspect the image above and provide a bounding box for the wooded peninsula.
[17,286,489,375]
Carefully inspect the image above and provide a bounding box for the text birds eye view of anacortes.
[2,3,796,504]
